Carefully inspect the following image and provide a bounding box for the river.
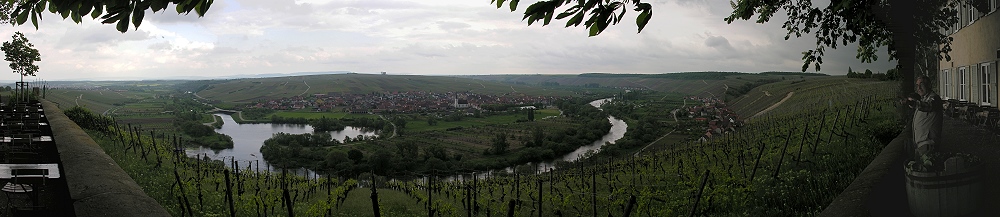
[190,98,625,180]
[184,113,378,176]
[444,98,627,181]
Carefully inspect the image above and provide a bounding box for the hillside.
[190,74,579,104]
[728,76,896,119]
[466,72,825,98]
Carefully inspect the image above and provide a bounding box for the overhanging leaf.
[636,11,648,33]
[133,9,145,29]
[30,11,38,29]
[92,5,103,19]
[116,14,130,32]
[15,9,28,25]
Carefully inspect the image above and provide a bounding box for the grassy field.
[467,73,818,98]
[727,76,891,118]
[404,113,533,133]
[50,74,905,216]
[46,85,216,133]
[192,74,579,104]
[272,110,379,120]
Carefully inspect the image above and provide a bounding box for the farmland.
[58,74,903,216]
[188,74,583,105]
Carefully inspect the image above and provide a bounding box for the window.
[944,69,951,99]
[960,67,968,100]
[982,63,992,105]
[971,2,977,24]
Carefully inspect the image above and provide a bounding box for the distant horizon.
[0,70,849,82]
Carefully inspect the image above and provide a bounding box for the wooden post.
[371,176,381,217]
[623,195,637,217]
[749,141,766,182]
[427,176,433,217]
[773,128,793,179]
[795,120,810,164]
[537,179,542,217]
[225,170,236,217]
[592,170,597,217]
[688,170,710,217]
[506,199,517,217]
[811,110,828,155]
[282,169,294,217]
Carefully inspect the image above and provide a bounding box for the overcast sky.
[0,0,896,81]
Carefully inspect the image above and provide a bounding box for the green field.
[467,72,819,98]
[404,112,544,133]
[728,76,892,118]
[272,110,378,119]
[64,74,902,216]
[192,74,579,104]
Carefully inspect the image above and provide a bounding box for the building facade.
[939,0,1000,106]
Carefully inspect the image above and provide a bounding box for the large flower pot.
[905,157,984,217]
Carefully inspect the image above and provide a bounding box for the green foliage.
[490,132,509,154]
[758,71,828,76]
[260,132,343,169]
[579,72,748,80]
[725,78,780,98]
[64,105,113,131]
[498,0,652,36]
[9,0,214,32]
[1,32,40,82]
[725,0,957,72]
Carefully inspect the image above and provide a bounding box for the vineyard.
[60,77,903,216]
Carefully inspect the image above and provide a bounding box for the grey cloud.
[437,21,471,30]
[55,25,152,50]
[704,35,733,50]
[147,41,172,51]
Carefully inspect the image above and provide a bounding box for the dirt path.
[298,81,311,96]
[378,115,397,139]
[749,91,795,120]
[203,114,219,126]
[634,129,677,157]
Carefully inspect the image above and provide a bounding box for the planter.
[905,156,984,217]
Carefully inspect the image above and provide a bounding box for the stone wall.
[41,100,170,217]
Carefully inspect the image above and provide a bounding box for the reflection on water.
[447,98,627,181]
[185,113,378,177]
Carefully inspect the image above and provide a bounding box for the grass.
[272,110,378,120]
[57,74,901,216]
[467,73,804,98]
[195,74,578,104]
[405,114,526,132]
[727,76,870,118]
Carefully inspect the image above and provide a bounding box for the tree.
[427,116,438,126]
[498,0,653,37]
[532,126,544,147]
[347,149,365,164]
[864,69,874,78]
[501,0,957,98]
[1,32,39,84]
[6,0,214,32]
[526,109,535,121]
[491,132,509,154]
[724,0,957,95]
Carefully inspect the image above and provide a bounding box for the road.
[634,129,677,157]
[378,115,397,139]
[298,81,311,96]
[750,91,795,120]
